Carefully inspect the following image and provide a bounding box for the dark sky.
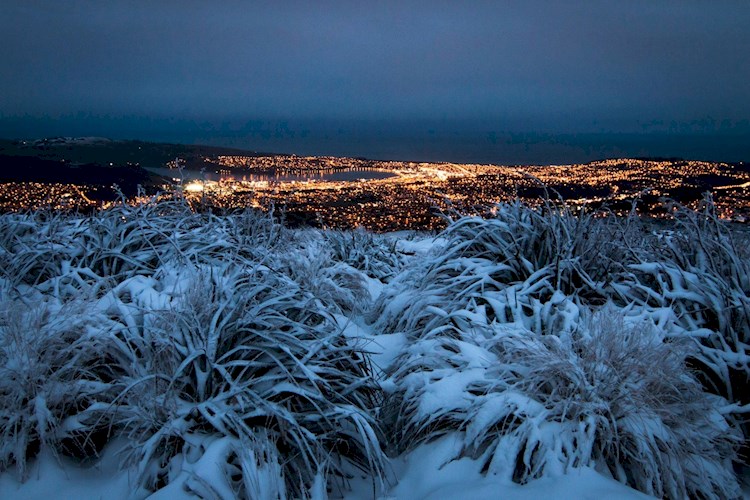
[1,1,750,162]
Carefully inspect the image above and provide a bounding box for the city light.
[1,155,749,229]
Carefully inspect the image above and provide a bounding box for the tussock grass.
[372,197,747,497]
[0,199,390,497]
[0,292,112,480]
[0,195,747,497]
[103,266,386,496]
[383,312,740,499]
[324,228,405,283]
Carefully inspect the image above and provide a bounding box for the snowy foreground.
[0,199,748,499]
[0,438,649,500]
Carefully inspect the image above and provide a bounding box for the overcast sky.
[1,1,749,140]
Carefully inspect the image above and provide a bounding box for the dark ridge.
[0,137,278,172]
[0,154,163,199]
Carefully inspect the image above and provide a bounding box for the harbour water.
[145,166,396,183]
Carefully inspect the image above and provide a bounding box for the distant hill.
[0,155,166,200]
[0,137,275,171]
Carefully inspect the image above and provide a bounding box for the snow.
[394,236,445,256]
[0,440,147,500]
[31,137,113,147]
[0,203,745,499]
[385,437,650,500]
[0,262,654,499]
[0,438,651,500]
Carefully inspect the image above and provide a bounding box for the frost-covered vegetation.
[0,197,747,499]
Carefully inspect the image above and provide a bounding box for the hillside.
[0,198,747,499]
[0,137,270,203]
[0,137,269,171]
[0,155,165,200]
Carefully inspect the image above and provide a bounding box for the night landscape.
[1,2,749,499]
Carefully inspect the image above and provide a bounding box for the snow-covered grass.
[101,266,386,498]
[623,199,750,420]
[0,201,387,498]
[0,290,106,480]
[0,196,747,498]
[323,228,406,283]
[383,312,739,498]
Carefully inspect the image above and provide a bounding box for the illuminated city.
[1,149,748,230]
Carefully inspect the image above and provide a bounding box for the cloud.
[1,1,749,130]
